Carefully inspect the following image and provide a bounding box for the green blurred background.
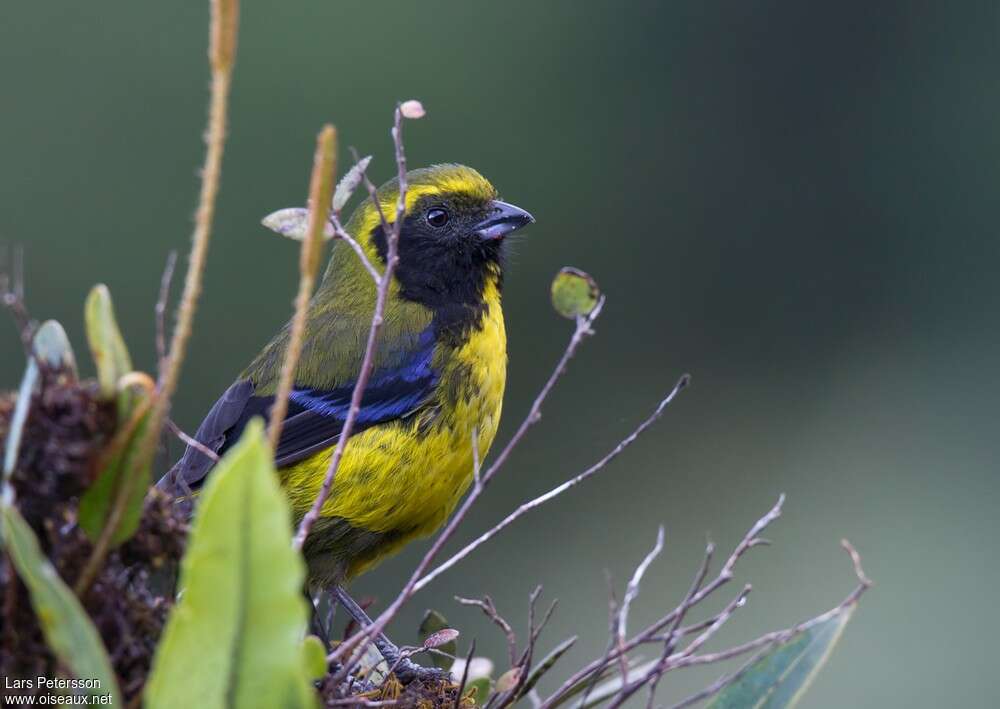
[3,1,998,705]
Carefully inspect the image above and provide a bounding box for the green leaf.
[0,504,121,705]
[3,357,39,492]
[84,284,133,408]
[708,608,856,709]
[418,609,457,671]
[77,395,153,545]
[32,319,78,377]
[495,667,523,694]
[332,155,372,212]
[550,267,600,319]
[302,635,328,681]
[518,635,577,699]
[145,420,316,709]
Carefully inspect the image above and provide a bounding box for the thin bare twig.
[618,526,665,643]
[349,145,392,237]
[415,374,689,593]
[676,584,751,659]
[269,125,337,451]
[455,595,518,668]
[294,107,409,551]
[155,250,178,375]
[541,495,784,709]
[455,639,476,709]
[610,527,666,707]
[165,418,218,463]
[332,297,614,673]
[1,245,34,355]
[329,211,381,283]
[661,541,714,658]
[608,540,872,707]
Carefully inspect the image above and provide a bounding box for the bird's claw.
[388,656,450,685]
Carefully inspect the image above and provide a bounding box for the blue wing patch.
[158,326,441,491]
[259,325,438,467]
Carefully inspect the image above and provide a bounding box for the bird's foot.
[383,651,450,685]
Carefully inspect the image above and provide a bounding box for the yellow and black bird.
[158,163,533,677]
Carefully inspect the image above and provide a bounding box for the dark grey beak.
[474,200,535,240]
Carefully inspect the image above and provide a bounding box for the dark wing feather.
[157,329,438,491]
[156,379,255,492]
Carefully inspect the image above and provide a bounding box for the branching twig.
[415,374,689,593]
[455,595,518,668]
[329,211,381,283]
[1,245,34,355]
[605,539,872,709]
[541,495,784,708]
[294,106,409,550]
[617,526,665,645]
[269,125,337,451]
[331,298,617,673]
[661,541,714,658]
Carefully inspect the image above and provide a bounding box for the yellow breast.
[281,280,506,573]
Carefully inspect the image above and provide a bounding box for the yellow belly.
[281,292,506,577]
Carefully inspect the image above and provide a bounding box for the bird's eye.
[426,207,449,228]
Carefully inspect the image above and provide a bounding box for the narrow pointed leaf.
[332,155,371,212]
[0,505,121,705]
[78,394,153,545]
[145,420,316,709]
[708,607,856,709]
[32,320,78,377]
[3,358,39,492]
[518,635,577,698]
[84,284,133,408]
[262,207,335,241]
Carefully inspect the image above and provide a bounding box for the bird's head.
[343,163,534,311]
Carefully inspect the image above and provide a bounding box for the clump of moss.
[0,372,188,704]
[321,673,475,709]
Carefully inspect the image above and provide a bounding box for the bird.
[157,163,533,680]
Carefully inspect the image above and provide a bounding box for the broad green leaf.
[332,155,372,212]
[418,609,456,670]
[302,635,328,680]
[77,395,152,545]
[551,267,600,319]
[518,635,577,699]
[84,284,133,409]
[0,504,121,705]
[145,420,316,709]
[32,320,77,377]
[709,607,856,709]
